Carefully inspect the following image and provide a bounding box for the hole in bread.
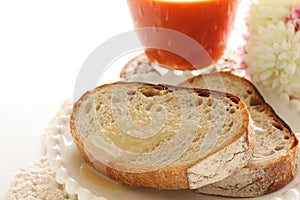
[95,104,100,111]
[153,85,165,90]
[229,108,236,114]
[242,94,249,100]
[272,121,283,131]
[284,135,290,140]
[262,150,275,156]
[145,103,153,111]
[141,87,162,97]
[154,106,163,112]
[250,97,262,106]
[198,90,210,97]
[223,121,234,132]
[128,96,134,101]
[228,96,239,104]
[207,98,213,106]
[247,90,253,95]
[274,145,284,151]
[84,102,92,114]
[127,90,136,96]
[135,103,141,110]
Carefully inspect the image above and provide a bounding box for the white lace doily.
[6,157,77,200]
[6,101,78,200]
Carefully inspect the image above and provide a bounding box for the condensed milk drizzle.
[80,163,131,191]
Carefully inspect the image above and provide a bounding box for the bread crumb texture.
[71,82,254,189]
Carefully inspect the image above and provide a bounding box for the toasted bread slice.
[180,72,299,197]
[70,82,255,189]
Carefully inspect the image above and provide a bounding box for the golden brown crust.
[70,81,253,190]
[70,92,94,166]
[105,164,189,189]
[187,72,299,197]
[263,145,298,195]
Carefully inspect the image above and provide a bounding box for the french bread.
[70,82,255,189]
[180,72,299,197]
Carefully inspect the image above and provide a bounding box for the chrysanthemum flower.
[245,21,300,98]
[247,0,296,34]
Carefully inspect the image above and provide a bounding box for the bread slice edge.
[183,72,299,197]
[70,82,255,189]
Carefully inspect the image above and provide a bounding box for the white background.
[0,0,133,198]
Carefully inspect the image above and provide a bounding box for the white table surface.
[0,0,132,198]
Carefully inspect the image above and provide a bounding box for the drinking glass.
[127,0,240,70]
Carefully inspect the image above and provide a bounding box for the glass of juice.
[127,0,240,70]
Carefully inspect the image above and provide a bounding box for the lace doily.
[6,157,77,200]
[6,101,78,200]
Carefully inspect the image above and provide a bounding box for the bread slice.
[180,72,299,197]
[70,82,255,190]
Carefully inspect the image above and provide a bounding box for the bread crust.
[197,144,298,197]
[70,82,255,189]
[186,72,299,197]
[118,57,299,196]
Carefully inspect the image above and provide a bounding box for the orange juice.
[127,0,239,70]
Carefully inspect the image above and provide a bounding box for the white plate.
[47,71,300,200]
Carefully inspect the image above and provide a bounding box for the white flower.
[245,21,300,98]
[247,0,297,34]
